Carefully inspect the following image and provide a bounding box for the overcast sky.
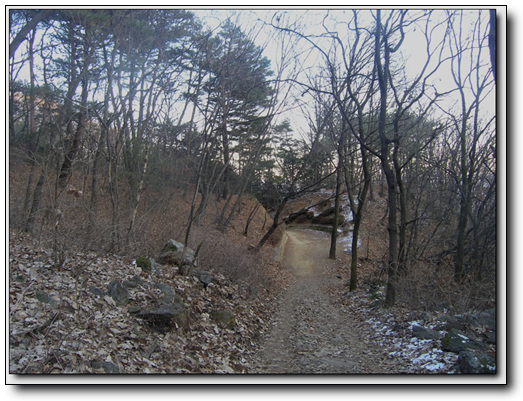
[8,7,500,139]
[193,7,498,137]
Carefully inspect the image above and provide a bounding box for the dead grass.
[330,189,496,314]
[9,158,495,314]
[8,159,289,295]
[393,261,496,313]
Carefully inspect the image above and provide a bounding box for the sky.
[191,7,498,138]
[7,6,499,138]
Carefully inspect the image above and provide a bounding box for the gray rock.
[35,290,58,307]
[312,209,346,226]
[486,330,496,344]
[122,279,138,289]
[128,305,141,314]
[88,286,105,297]
[179,264,193,276]
[441,329,488,353]
[457,351,496,374]
[90,361,122,374]
[130,275,146,286]
[142,339,160,359]
[193,268,213,288]
[447,309,496,333]
[284,209,315,224]
[153,283,182,305]
[135,302,187,331]
[470,309,496,330]
[434,315,467,331]
[412,325,443,340]
[107,280,129,306]
[157,239,196,267]
[150,258,160,274]
[211,309,236,329]
[246,284,258,298]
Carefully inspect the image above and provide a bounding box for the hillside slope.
[9,160,292,374]
[9,228,293,373]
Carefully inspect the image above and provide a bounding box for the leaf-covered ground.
[8,230,288,374]
[9,189,495,376]
[9,226,483,375]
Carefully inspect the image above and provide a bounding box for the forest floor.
[246,229,409,374]
[8,168,482,376]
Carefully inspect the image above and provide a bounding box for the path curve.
[248,229,399,374]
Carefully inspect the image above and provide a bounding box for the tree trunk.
[221,135,268,228]
[244,203,261,236]
[89,43,116,241]
[347,145,371,292]
[394,147,408,274]
[21,30,39,225]
[58,25,91,188]
[256,201,286,251]
[127,143,150,239]
[455,194,468,282]
[329,162,342,259]
[382,162,399,306]
[489,9,496,83]
[25,166,46,233]
[454,89,470,283]
[9,9,53,59]
[375,10,399,306]
[221,129,231,200]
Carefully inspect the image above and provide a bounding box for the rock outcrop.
[412,324,443,340]
[457,350,496,374]
[156,239,214,288]
[441,328,488,353]
[107,280,129,306]
[131,302,187,332]
[157,239,196,267]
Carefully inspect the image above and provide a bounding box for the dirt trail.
[248,229,399,374]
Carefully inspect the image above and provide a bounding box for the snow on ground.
[371,315,458,373]
[338,194,361,253]
[341,291,460,374]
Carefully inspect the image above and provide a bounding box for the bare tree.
[9,9,55,59]
[255,103,335,251]
[446,10,495,282]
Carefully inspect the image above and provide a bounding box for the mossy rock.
[36,290,58,307]
[136,256,152,272]
[441,329,487,353]
[157,239,196,266]
[135,303,187,332]
[211,309,236,329]
[458,351,496,373]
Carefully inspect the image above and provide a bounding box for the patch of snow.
[423,361,446,372]
[408,320,423,329]
[309,207,321,217]
[363,312,458,373]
